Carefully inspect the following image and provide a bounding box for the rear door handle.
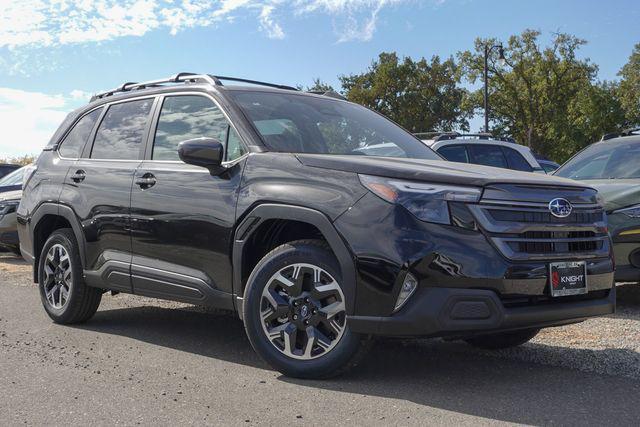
[135,173,157,189]
[70,170,86,183]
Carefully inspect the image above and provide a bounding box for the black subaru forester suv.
[18,73,615,378]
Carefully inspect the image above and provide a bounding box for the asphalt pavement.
[1,253,639,426]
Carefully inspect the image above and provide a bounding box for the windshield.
[555,139,640,180]
[0,167,25,187]
[229,91,441,160]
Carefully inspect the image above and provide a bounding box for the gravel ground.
[1,252,639,425]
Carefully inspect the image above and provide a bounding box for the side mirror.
[178,137,224,173]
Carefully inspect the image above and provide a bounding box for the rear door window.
[91,99,153,160]
[502,147,533,172]
[468,144,508,168]
[437,145,469,163]
[58,108,102,158]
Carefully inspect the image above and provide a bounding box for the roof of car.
[597,134,640,144]
[423,137,527,150]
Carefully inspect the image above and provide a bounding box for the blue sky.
[1,0,639,157]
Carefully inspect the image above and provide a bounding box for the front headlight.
[359,174,481,224]
[0,200,20,216]
[612,204,640,218]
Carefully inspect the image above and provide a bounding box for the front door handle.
[135,173,157,189]
[70,170,86,183]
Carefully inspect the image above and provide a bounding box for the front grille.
[488,209,603,224]
[510,231,602,254]
[469,195,610,261]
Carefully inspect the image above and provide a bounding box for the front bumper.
[348,282,615,337]
[334,191,615,336]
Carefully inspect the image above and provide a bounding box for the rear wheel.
[464,328,540,350]
[243,240,368,379]
[38,229,102,324]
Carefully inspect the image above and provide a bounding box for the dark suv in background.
[18,73,615,378]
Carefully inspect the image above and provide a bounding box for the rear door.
[129,93,247,307]
[62,97,156,292]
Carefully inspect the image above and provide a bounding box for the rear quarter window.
[58,108,102,158]
[502,147,533,172]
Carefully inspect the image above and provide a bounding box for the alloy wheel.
[43,244,72,309]
[260,263,346,360]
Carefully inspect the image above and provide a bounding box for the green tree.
[339,52,470,133]
[459,30,622,162]
[618,42,640,126]
[307,78,335,92]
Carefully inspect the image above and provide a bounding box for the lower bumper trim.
[348,285,615,337]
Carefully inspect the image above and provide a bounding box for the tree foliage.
[307,78,335,92]
[0,155,37,166]
[339,52,470,133]
[618,43,640,126]
[458,30,630,161]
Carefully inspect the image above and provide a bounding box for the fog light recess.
[393,273,418,313]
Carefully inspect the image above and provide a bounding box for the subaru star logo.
[549,198,573,218]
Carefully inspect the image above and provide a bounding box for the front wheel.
[243,240,368,379]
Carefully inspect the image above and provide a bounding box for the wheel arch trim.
[30,203,87,281]
[232,203,356,317]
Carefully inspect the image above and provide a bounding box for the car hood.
[0,189,22,202]
[578,179,640,212]
[296,154,589,188]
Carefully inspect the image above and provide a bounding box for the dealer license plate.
[549,261,588,297]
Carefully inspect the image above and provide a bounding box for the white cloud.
[0,0,405,49]
[0,88,85,158]
[259,5,285,39]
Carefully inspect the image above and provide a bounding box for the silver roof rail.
[90,72,299,102]
[90,73,221,102]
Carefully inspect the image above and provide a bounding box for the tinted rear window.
[91,99,153,160]
[438,145,469,163]
[502,147,533,172]
[468,144,508,168]
[59,108,102,158]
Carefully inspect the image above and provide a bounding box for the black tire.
[464,328,540,350]
[38,229,102,324]
[243,239,369,379]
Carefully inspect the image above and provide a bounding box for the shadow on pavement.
[0,253,28,265]
[77,304,640,425]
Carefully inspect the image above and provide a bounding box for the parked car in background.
[419,133,545,173]
[0,163,21,179]
[0,166,27,254]
[0,166,27,192]
[555,129,640,283]
[534,153,561,174]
